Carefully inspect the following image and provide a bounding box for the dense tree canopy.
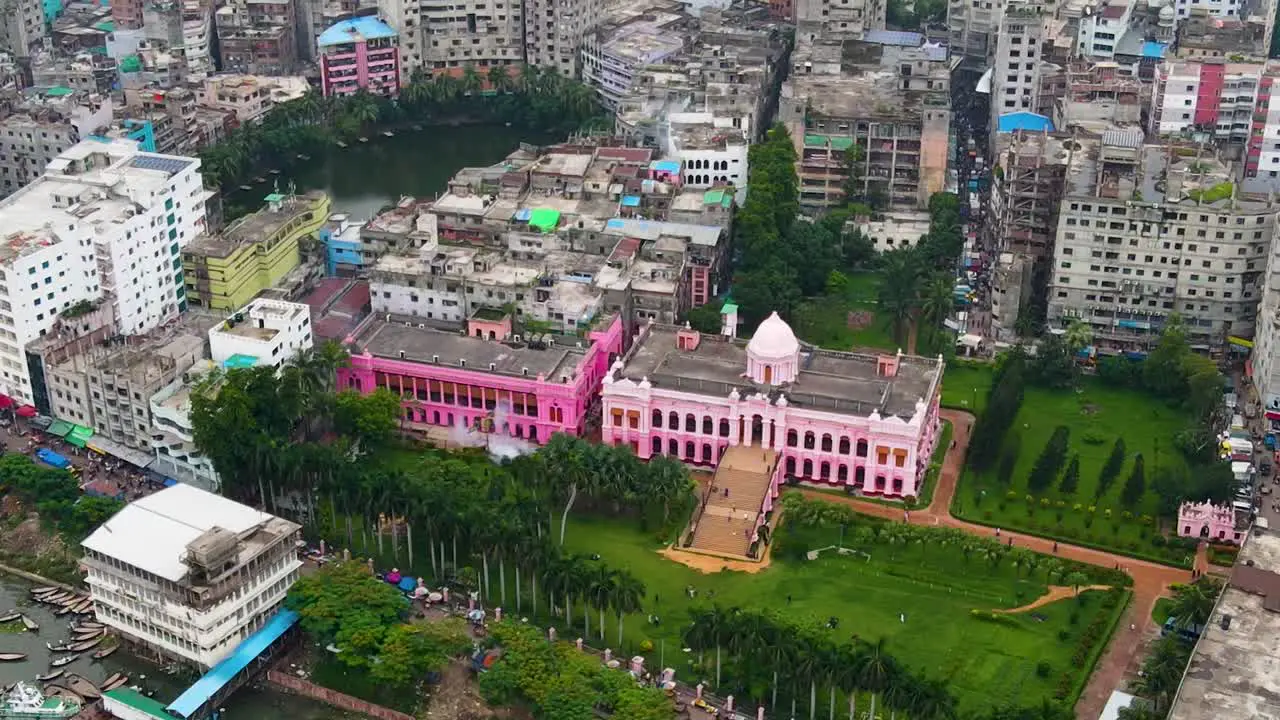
[0,454,122,541]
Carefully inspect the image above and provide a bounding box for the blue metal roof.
[997,112,1054,134]
[1141,41,1167,59]
[167,610,299,718]
[318,16,397,47]
[621,195,641,207]
[863,30,924,47]
[648,160,680,174]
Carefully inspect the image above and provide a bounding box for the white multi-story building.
[81,484,302,668]
[1077,1,1131,58]
[990,1,1049,129]
[665,112,748,189]
[209,298,313,369]
[1151,61,1265,141]
[581,4,688,110]
[1047,134,1277,355]
[0,138,210,404]
[150,360,221,491]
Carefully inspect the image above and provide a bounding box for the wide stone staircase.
[688,446,779,559]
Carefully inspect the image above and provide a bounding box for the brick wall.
[266,670,415,720]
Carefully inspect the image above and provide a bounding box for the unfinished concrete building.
[781,33,950,212]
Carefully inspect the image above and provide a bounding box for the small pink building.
[338,313,625,442]
[600,310,945,499]
[318,17,401,98]
[1178,501,1246,544]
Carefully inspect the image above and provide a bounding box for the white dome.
[747,312,800,359]
[1159,4,1174,18]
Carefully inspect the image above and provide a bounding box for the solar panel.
[128,155,192,175]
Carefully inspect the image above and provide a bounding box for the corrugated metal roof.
[1102,129,1143,148]
[863,30,924,46]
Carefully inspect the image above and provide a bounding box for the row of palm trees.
[875,194,964,354]
[198,62,604,190]
[684,606,960,720]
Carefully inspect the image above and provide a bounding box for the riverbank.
[0,559,79,593]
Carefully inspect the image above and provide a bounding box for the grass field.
[792,272,900,352]
[941,362,995,411]
[559,515,1118,713]
[951,380,1195,566]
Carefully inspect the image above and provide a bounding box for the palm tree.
[878,248,922,350]
[1064,319,1094,354]
[587,564,616,642]
[856,637,897,720]
[611,570,645,647]
[460,64,484,95]
[487,64,512,93]
[919,273,955,329]
[1168,577,1222,629]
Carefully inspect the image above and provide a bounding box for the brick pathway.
[798,409,1191,719]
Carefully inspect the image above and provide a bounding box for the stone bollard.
[757,706,765,720]
[604,649,612,662]
[548,627,557,642]
[630,656,645,674]
[575,638,584,651]
[696,683,703,700]
[495,607,502,622]
[661,668,675,684]
[442,588,449,603]
[342,548,351,561]
[319,539,326,556]
[726,695,734,711]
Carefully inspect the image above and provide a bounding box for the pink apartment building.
[318,17,400,98]
[1178,501,1247,544]
[337,312,625,442]
[601,308,945,499]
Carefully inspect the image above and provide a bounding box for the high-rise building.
[523,0,611,75]
[793,0,884,36]
[0,138,211,405]
[0,0,46,56]
[1047,134,1275,355]
[318,16,400,97]
[378,0,523,80]
[990,1,1049,131]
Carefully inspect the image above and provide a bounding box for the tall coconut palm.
[1169,577,1222,629]
[460,64,484,95]
[487,64,512,93]
[878,248,922,350]
[1064,318,1094,354]
[611,570,645,647]
[856,637,897,720]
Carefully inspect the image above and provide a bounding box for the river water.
[225,124,558,220]
[0,576,356,719]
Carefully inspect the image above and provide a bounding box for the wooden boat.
[43,685,81,703]
[60,596,87,608]
[0,613,21,624]
[100,673,126,693]
[67,638,102,652]
[48,655,78,668]
[91,646,117,660]
[64,675,99,701]
[20,616,37,632]
[35,670,63,682]
[358,137,369,143]
[0,653,26,661]
[336,141,348,148]
[31,586,57,595]
[71,629,102,641]
[53,607,71,617]
[382,130,394,137]
[73,622,103,631]
[46,643,70,652]
[238,184,252,191]
[38,592,69,605]
[70,601,93,615]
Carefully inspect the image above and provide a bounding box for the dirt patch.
[1080,403,1100,415]
[422,662,525,720]
[846,311,875,330]
[657,545,772,574]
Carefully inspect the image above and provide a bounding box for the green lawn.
[951,380,1195,566]
[793,272,900,352]
[558,515,1118,714]
[941,362,995,411]
[1152,597,1174,626]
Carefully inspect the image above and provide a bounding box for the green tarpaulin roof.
[105,688,172,718]
[66,425,94,448]
[45,86,74,97]
[46,419,74,437]
[804,135,855,151]
[119,55,142,72]
[528,208,560,233]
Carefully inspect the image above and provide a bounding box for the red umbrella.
[0,395,12,409]
[15,405,36,418]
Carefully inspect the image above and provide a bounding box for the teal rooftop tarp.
[167,609,299,718]
[223,354,258,369]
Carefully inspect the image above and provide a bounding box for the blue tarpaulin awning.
[167,610,299,718]
[997,112,1054,134]
[163,478,179,487]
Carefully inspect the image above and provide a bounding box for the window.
[611,408,623,426]
[652,410,662,428]
[856,439,868,457]
[787,429,798,447]
[821,434,833,452]
[685,414,696,432]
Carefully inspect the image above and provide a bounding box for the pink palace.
[600,306,945,499]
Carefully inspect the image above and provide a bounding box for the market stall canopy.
[16,405,36,418]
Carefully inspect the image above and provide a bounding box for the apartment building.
[1047,134,1275,355]
[141,0,215,74]
[318,16,400,97]
[183,191,330,311]
[81,484,302,668]
[0,113,82,198]
[0,139,210,405]
[44,332,205,449]
[664,113,748,189]
[149,360,219,491]
[194,74,310,125]
[0,0,46,56]
[948,0,1005,61]
[523,0,608,76]
[780,33,950,213]
[1151,61,1268,142]
[990,1,1050,131]
[581,3,689,110]
[1172,11,1271,60]
[794,0,884,37]
[208,298,313,369]
[380,0,523,78]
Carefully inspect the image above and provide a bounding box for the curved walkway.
[993,584,1111,614]
[798,409,1192,720]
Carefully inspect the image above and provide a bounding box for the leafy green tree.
[996,432,1022,487]
[1096,438,1127,499]
[1058,454,1081,496]
[1168,576,1222,629]
[1120,453,1146,508]
[1131,635,1191,713]
[286,561,407,669]
[1064,571,1090,599]
[1027,426,1071,493]
[371,619,471,687]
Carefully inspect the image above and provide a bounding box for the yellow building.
[184,191,330,311]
